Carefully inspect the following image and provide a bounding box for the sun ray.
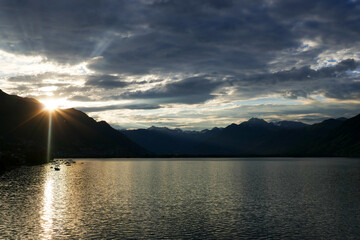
[47,112,53,162]
[8,109,47,134]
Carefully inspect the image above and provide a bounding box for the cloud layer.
[0,0,359,129]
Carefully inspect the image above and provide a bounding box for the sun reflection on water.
[40,175,54,240]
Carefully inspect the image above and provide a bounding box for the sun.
[41,99,61,111]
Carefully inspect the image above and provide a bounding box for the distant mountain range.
[121,114,360,157]
[0,90,147,170]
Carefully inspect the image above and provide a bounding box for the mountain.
[122,115,360,157]
[272,120,309,129]
[328,114,360,156]
[302,114,360,156]
[122,117,306,156]
[0,90,147,170]
[121,118,297,156]
[121,126,204,155]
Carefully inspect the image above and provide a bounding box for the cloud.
[122,76,225,104]
[0,0,305,74]
[269,0,360,47]
[0,0,359,78]
[0,0,360,129]
[78,103,161,112]
[0,0,358,76]
[238,59,359,84]
[230,59,360,100]
[85,75,129,89]
[68,95,93,102]
[323,82,360,100]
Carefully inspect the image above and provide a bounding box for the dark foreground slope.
[0,90,147,170]
[303,114,360,156]
[122,115,360,157]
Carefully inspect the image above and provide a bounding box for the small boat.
[54,167,60,171]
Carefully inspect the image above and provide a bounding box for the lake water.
[1,158,360,239]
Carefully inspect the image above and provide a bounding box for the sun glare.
[42,99,61,111]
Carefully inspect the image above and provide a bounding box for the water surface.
[1,158,360,239]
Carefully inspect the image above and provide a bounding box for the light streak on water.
[40,176,54,240]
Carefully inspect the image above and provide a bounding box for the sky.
[0,0,360,130]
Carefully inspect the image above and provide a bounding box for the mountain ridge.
[121,114,360,157]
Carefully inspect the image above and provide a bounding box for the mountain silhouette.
[1,89,359,171]
[301,115,360,156]
[272,120,309,129]
[0,90,147,170]
[122,114,360,157]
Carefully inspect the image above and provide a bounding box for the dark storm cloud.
[0,0,323,73]
[78,103,161,112]
[236,59,359,85]
[85,75,129,89]
[230,59,360,100]
[0,0,140,64]
[122,76,224,104]
[0,0,359,75]
[0,0,360,111]
[323,82,360,100]
[86,0,296,75]
[269,0,360,47]
[68,95,93,102]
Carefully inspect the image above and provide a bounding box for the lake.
[1,158,360,239]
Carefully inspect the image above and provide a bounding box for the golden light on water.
[40,177,54,239]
